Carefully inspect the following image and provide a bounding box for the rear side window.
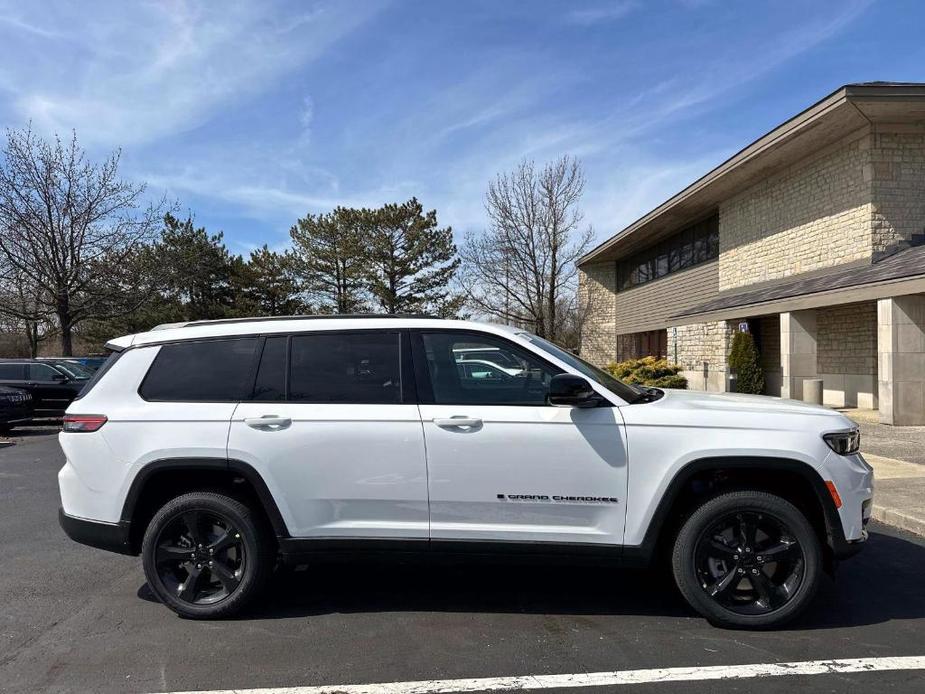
[140,338,258,402]
[0,363,27,379]
[251,336,286,401]
[289,332,401,404]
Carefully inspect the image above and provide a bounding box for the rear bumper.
[58,508,136,555]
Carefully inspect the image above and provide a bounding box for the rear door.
[228,330,429,540]
[414,330,629,546]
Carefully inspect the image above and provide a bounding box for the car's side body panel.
[228,402,429,538]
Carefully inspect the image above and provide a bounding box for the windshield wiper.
[630,386,663,404]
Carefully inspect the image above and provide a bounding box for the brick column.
[878,295,925,425]
[780,310,817,401]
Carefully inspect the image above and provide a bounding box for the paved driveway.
[2,430,925,693]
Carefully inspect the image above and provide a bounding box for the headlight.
[823,429,860,455]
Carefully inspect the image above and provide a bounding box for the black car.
[0,385,33,433]
[0,360,88,417]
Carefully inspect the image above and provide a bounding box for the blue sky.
[1,0,923,256]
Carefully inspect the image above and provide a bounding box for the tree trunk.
[57,295,73,356]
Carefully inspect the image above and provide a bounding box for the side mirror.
[51,373,68,383]
[547,374,602,408]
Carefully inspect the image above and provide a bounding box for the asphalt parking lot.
[2,429,925,694]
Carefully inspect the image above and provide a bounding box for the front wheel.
[141,491,274,619]
[672,490,822,629]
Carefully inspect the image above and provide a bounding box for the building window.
[617,215,718,291]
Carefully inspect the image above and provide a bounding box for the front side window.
[139,338,258,402]
[29,363,65,382]
[420,332,558,405]
[289,332,401,404]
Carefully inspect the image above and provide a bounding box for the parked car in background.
[70,356,109,372]
[36,359,95,380]
[0,360,88,417]
[0,385,33,433]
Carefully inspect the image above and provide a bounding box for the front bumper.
[58,508,136,555]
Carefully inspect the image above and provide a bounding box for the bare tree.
[0,260,55,356]
[0,127,167,354]
[459,155,593,342]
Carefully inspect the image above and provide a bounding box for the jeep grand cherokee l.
[58,316,873,628]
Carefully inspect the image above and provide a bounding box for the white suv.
[58,316,873,628]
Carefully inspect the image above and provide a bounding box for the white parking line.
[153,655,925,694]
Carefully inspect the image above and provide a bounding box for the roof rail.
[166,313,440,329]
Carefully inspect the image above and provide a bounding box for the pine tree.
[364,198,460,315]
[289,208,367,313]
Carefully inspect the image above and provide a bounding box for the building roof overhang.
[579,83,925,267]
[668,243,925,324]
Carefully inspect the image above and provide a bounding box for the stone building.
[578,83,925,424]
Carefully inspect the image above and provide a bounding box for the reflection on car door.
[228,331,429,540]
[413,330,629,546]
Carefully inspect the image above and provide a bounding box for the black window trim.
[409,328,565,407]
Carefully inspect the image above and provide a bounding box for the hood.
[655,388,849,420]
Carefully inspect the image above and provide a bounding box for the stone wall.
[578,262,616,366]
[674,320,734,392]
[870,127,925,258]
[817,302,878,376]
[718,130,873,291]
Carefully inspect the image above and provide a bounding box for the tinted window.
[252,336,286,401]
[29,363,64,381]
[140,338,258,401]
[0,363,26,380]
[421,333,557,405]
[289,332,401,404]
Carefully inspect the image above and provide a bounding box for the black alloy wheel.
[672,490,822,629]
[154,510,246,605]
[142,491,273,619]
[694,510,804,615]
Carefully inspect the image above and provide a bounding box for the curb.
[872,504,925,537]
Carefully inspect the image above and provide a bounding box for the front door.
[413,330,629,546]
[228,331,429,540]
[27,363,74,414]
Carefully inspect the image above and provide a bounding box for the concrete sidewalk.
[840,408,925,537]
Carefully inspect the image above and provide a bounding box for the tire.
[141,491,274,619]
[672,490,822,629]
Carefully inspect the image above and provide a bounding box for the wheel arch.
[121,457,290,553]
[627,456,844,568]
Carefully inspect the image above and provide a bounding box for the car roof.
[107,316,525,350]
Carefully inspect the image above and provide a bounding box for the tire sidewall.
[141,492,269,619]
[672,491,822,629]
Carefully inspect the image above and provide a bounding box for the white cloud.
[0,1,384,146]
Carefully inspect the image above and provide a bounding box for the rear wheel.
[141,492,274,619]
[672,490,822,629]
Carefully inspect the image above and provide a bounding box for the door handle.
[433,416,482,429]
[244,415,292,430]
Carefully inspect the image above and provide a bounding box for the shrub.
[728,331,765,394]
[604,356,688,389]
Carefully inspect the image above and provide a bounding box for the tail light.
[62,414,108,433]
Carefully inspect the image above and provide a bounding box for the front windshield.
[520,333,642,403]
[52,362,92,380]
